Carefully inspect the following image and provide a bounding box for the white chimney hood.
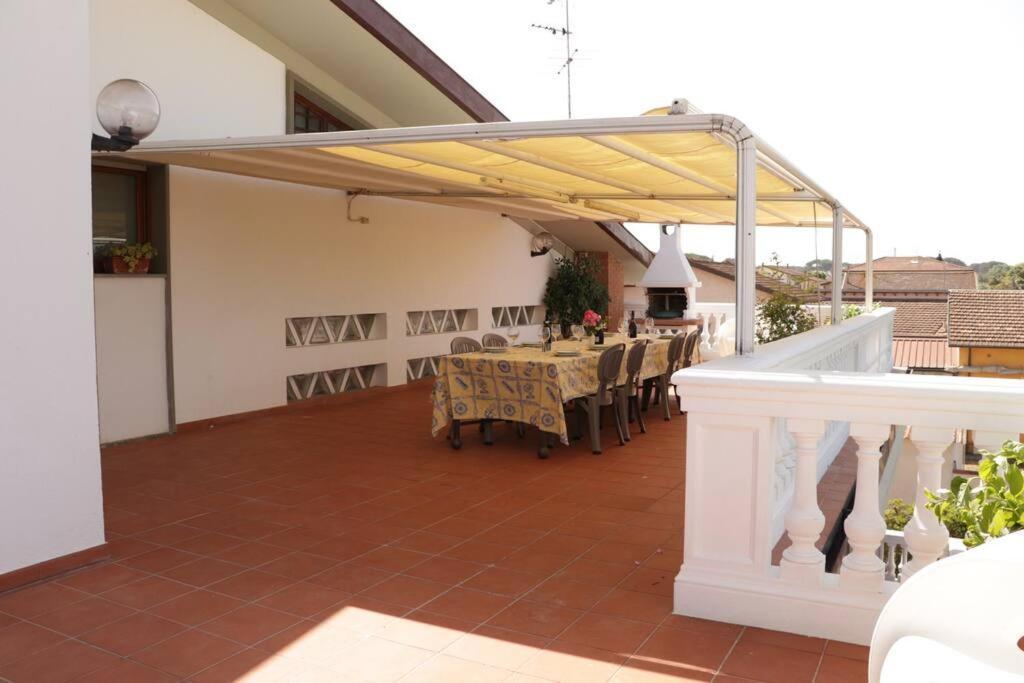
[640,225,700,289]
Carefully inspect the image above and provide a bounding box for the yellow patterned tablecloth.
[431,335,671,445]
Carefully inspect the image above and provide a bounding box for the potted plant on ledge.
[542,254,610,339]
[104,242,157,274]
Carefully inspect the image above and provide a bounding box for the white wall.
[0,2,105,573]
[169,168,553,424]
[90,0,286,141]
[94,276,170,443]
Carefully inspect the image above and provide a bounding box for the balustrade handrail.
[689,306,894,373]
[676,366,1024,434]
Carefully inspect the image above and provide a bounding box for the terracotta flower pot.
[104,256,151,274]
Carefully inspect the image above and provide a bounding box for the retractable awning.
[106,112,874,355]
[109,113,868,230]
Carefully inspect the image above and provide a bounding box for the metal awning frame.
[116,113,875,355]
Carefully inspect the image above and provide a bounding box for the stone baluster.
[781,419,827,584]
[901,427,953,579]
[841,423,890,591]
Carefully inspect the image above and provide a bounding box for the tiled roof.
[890,302,947,339]
[844,256,978,293]
[846,270,977,292]
[892,339,958,370]
[948,289,1024,349]
[848,256,974,272]
[692,259,811,299]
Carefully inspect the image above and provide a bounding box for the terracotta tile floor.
[0,387,868,682]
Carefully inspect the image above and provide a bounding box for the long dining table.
[431,334,675,456]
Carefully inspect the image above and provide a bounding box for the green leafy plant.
[884,498,914,530]
[926,441,1024,548]
[842,302,881,320]
[755,292,816,344]
[542,254,609,328]
[107,242,156,272]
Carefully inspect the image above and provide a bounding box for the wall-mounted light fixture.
[530,232,555,257]
[91,79,161,152]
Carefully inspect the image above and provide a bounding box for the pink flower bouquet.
[582,309,606,335]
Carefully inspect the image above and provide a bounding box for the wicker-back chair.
[573,343,626,454]
[615,340,648,441]
[481,333,508,348]
[450,336,482,354]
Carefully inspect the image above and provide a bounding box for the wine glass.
[617,318,627,337]
[644,316,655,336]
[571,325,585,343]
[507,324,520,346]
[540,325,552,347]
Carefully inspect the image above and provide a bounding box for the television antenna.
[531,0,576,118]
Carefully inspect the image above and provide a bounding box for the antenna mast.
[530,0,577,118]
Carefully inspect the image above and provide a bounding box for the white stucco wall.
[94,277,170,443]
[169,168,553,424]
[0,2,106,573]
[90,0,286,141]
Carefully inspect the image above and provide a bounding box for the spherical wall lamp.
[92,79,161,152]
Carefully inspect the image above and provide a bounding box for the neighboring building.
[948,289,1024,379]
[889,301,957,373]
[758,263,828,292]
[825,256,975,371]
[840,255,977,302]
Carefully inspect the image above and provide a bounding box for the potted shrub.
[542,254,610,339]
[104,242,157,274]
[926,441,1024,548]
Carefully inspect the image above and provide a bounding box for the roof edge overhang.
[327,0,506,124]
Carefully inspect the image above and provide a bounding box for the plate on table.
[658,334,676,340]
[520,342,543,348]
[554,350,581,357]
[483,347,507,354]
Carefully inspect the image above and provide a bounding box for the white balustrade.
[842,423,890,591]
[901,428,953,579]
[671,307,1024,645]
[780,419,827,583]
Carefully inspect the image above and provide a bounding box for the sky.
[378,0,1024,267]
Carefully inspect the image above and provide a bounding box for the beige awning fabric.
[107,114,867,229]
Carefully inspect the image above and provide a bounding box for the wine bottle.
[542,316,553,352]
[628,312,637,339]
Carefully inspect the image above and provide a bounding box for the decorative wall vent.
[405,309,477,336]
[491,305,543,328]
[286,363,386,402]
[286,313,385,347]
[407,355,445,381]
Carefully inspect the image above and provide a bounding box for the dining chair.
[682,328,701,368]
[643,333,686,421]
[615,340,648,441]
[573,343,626,454]
[482,333,508,348]
[447,336,488,448]
[450,336,482,354]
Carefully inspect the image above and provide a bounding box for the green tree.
[985,263,1024,290]
[805,258,832,271]
[755,292,816,344]
[972,261,1010,287]
[542,254,610,326]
